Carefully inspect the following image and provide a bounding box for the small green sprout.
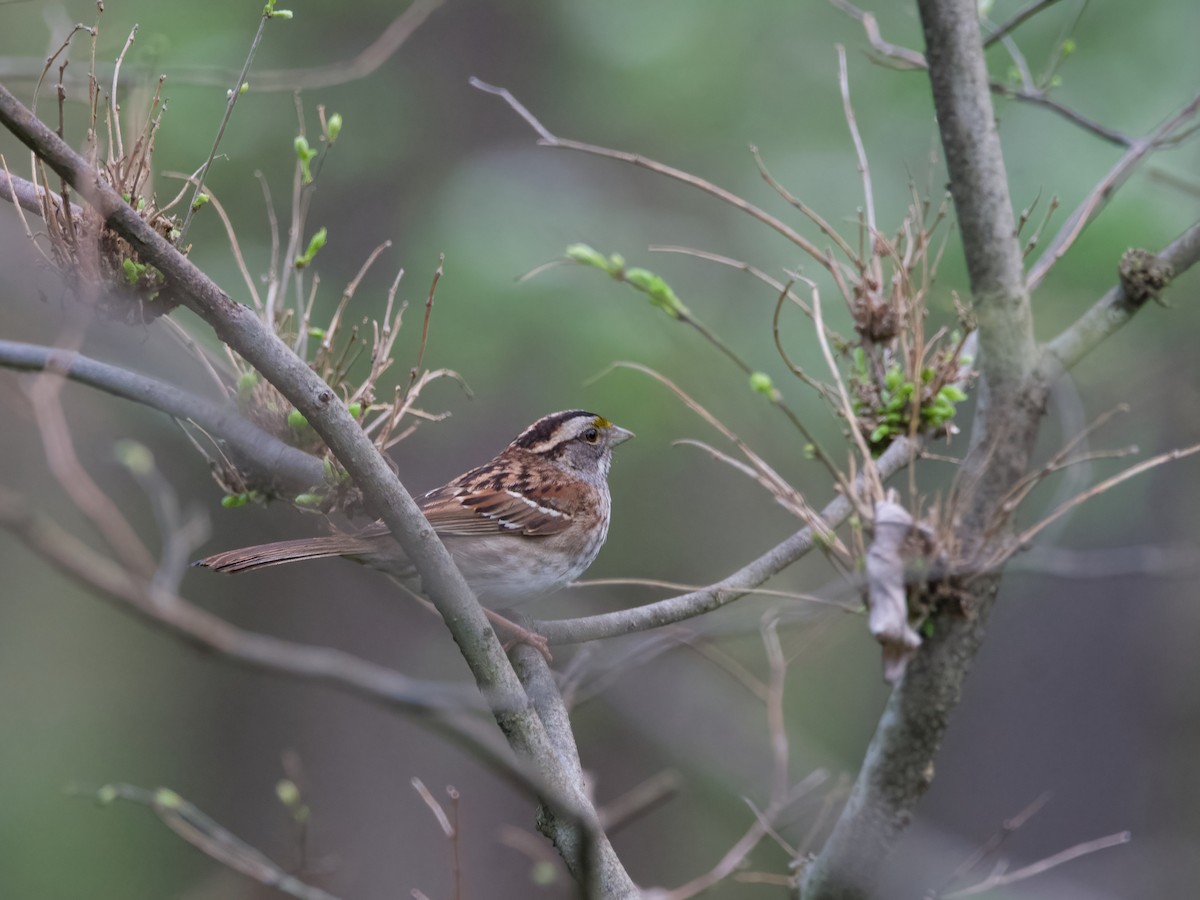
[749,372,774,395]
[294,135,318,184]
[287,409,308,429]
[190,193,209,212]
[294,493,323,508]
[326,112,342,143]
[294,226,327,268]
[564,244,691,319]
[122,258,147,285]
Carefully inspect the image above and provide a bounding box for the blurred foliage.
[1,0,1198,897]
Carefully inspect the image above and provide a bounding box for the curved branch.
[0,486,527,780]
[0,82,636,896]
[0,167,79,217]
[536,436,917,645]
[1040,220,1200,375]
[0,339,327,493]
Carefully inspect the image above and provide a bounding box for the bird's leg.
[485,608,553,662]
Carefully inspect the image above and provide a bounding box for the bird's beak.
[608,425,635,446]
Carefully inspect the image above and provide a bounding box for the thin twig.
[72,783,341,900]
[1016,442,1200,547]
[469,77,835,273]
[535,436,916,645]
[178,10,272,240]
[944,831,1131,898]
[1027,92,1200,290]
[983,0,1064,48]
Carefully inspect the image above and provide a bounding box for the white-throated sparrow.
[197,410,633,605]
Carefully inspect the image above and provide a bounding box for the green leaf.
[326,113,342,143]
[294,493,323,508]
[122,258,146,285]
[287,409,308,429]
[566,243,613,272]
[294,135,318,183]
[295,226,328,269]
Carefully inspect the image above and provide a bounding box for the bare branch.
[944,831,1131,898]
[1040,220,1200,374]
[983,0,1065,48]
[1016,442,1200,548]
[0,166,79,217]
[832,0,1136,147]
[469,77,836,272]
[1026,93,1200,290]
[73,783,341,900]
[0,339,327,493]
[535,436,916,645]
[0,2,443,93]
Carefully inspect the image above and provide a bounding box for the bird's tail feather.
[194,535,370,574]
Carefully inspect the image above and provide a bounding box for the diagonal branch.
[1040,220,1200,375]
[1025,93,1200,290]
[831,0,1136,147]
[535,436,917,645]
[0,82,636,897]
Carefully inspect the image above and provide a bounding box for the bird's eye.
[582,428,600,444]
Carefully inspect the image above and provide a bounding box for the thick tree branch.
[801,2,1041,896]
[513,645,632,893]
[0,82,636,896]
[0,339,327,493]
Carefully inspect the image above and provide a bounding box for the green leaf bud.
[749,371,774,395]
[154,788,184,809]
[566,243,610,271]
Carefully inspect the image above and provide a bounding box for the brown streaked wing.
[418,483,576,537]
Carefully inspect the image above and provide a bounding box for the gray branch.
[801,1,1042,896]
[536,436,918,645]
[1041,221,1200,375]
[0,82,637,897]
[0,339,327,494]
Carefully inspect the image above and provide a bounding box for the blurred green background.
[1,0,1198,897]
